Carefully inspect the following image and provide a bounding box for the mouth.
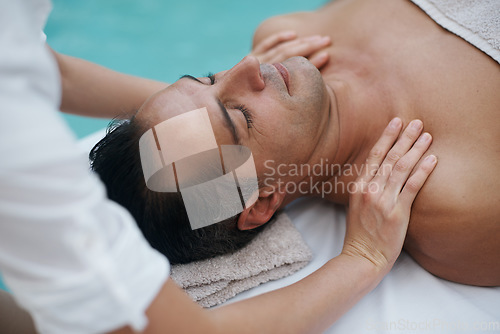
[272,62,290,95]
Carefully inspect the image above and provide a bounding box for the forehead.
[137,81,199,125]
[136,79,234,146]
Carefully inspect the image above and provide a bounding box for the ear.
[237,189,286,230]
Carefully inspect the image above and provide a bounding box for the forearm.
[121,254,385,334]
[51,50,167,118]
[210,254,384,334]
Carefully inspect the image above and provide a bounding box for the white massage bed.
[80,130,500,334]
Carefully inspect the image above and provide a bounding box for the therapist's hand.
[251,31,331,69]
[342,118,437,273]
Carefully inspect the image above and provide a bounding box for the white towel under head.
[170,213,312,308]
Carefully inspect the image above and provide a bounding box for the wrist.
[341,237,396,272]
[338,250,392,279]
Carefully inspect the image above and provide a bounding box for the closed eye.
[202,72,253,128]
[236,104,253,128]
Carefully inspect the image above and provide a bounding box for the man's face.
[137,56,332,186]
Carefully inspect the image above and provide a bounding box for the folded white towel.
[170,213,312,308]
[410,0,500,64]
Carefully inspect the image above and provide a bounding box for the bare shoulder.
[404,145,500,286]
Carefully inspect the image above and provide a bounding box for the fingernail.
[411,120,423,130]
[425,155,437,164]
[390,117,401,129]
[418,133,431,143]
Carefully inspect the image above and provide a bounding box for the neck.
[281,66,397,206]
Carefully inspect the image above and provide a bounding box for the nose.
[219,56,265,95]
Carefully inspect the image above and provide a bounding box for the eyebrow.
[180,74,203,84]
[216,99,240,145]
[180,74,240,145]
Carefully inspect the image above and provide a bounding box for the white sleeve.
[0,1,170,333]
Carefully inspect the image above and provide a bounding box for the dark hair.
[89,117,266,264]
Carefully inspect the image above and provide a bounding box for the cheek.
[253,103,305,148]
[251,98,286,133]
[248,90,325,162]
[293,84,327,119]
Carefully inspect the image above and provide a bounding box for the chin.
[284,56,319,73]
[285,57,323,88]
[284,56,326,105]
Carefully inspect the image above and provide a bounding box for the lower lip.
[272,62,290,94]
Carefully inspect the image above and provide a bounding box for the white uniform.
[0,1,169,333]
